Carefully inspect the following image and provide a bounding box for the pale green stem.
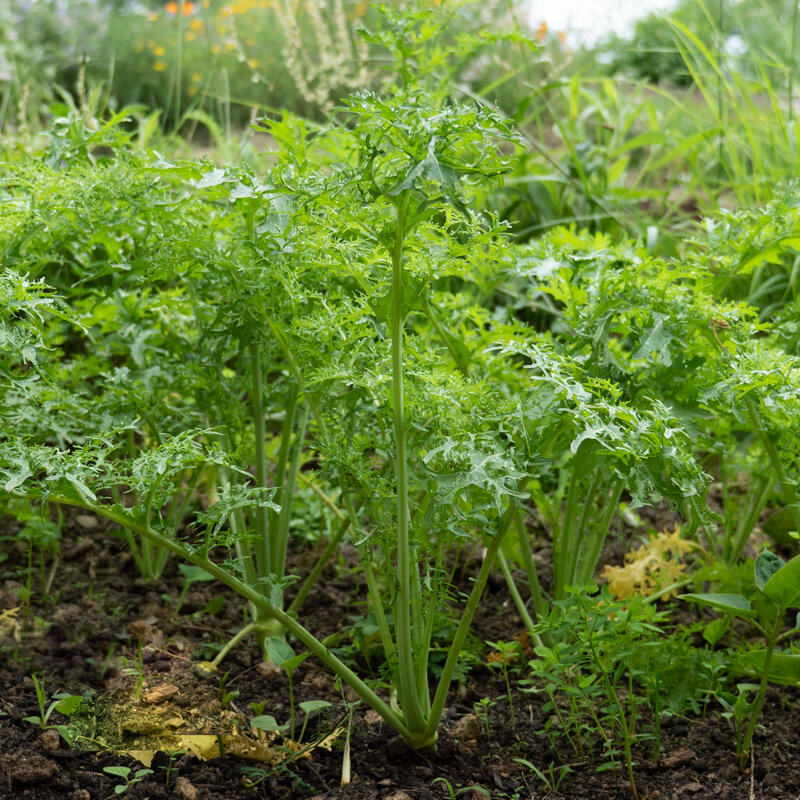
[250,342,271,578]
[726,474,770,564]
[422,495,524,744]
[496,550,543,647]
[274,404,309,584]
[390,191,424,734]
[513,507,550,623]
[738,614,783,769]
[578,478,625,587]
[747,399,800,532]
[271,382,299,537]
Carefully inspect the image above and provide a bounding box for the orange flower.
[165,1,195,14]
[535,21,548,42]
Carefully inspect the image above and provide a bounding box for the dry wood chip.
[142,683,180,704]
[661,747,696,768]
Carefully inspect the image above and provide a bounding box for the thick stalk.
[274,404,309,583]
[390,192,424,734]
[578,478,625,587]
[555,467,584,599]
[272,383,300,535]
[738,616,783,769]
[573,471,599,567]
[726,474,770,564]
[422,495,523,745]
[496,550,543,647]
[250,342,272,578]
[747,399,800,532]
[513,508,550,624]
[363,558,400,692]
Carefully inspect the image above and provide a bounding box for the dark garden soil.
[1,510,799,800]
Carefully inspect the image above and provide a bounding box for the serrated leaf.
[388,137,458,198]
[3,455,32,492]
[66,476,97,503]
[196,168,233,188]
[632,316,673,366]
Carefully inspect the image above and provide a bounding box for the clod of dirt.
[41,728,60,750]
[363,709,383,726]
[75,515,99,529]
[8,753,60,783]
[385,792,413,800]
[257,660,283,678]
[174,776,198,799]
[675,780,703,794]
[142,683,180,704]
[661,747,696,768]
[449,713,482,741]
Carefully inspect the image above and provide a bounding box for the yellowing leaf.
[602,527,701,600]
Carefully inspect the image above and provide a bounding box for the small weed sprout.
[103,766,154,795]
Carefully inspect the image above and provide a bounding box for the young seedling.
[487,640,520,731]
[514,759,573,794]
[682,550,800,768]
[102,766,154,795]
[23,675,83,745]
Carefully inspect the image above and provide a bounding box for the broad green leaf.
[54,695,84,716]
[281,653,310,674]
[103,766,132,778]
[298,700,332,714]
[264,637,295,667]
[761,554,800,608]
[251,715,286,732]
[680,593,758,620]
[53,725,75,746]
[763,506,799,547]
[702,616,731,646]
[755,550,786,591]
[178,564,215,584]
[733,650,800,686]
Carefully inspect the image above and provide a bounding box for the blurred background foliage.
[3,0,800,249]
